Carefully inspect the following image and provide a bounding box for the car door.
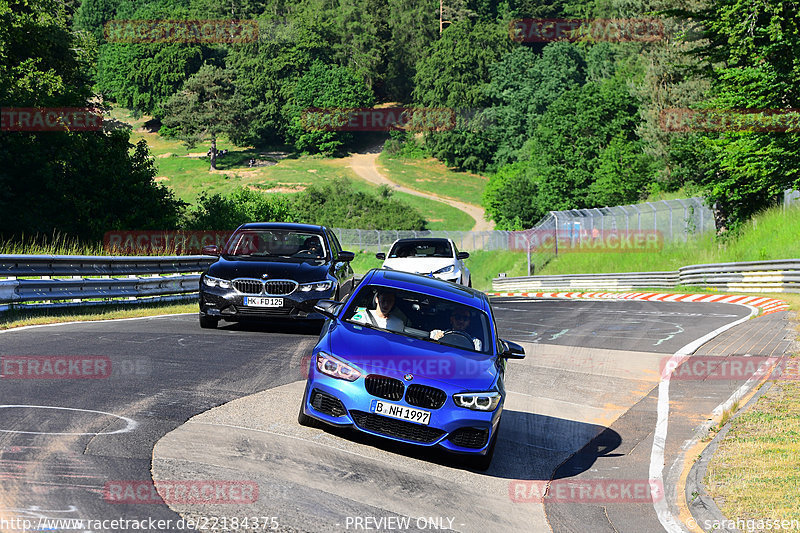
[326,229,354,299]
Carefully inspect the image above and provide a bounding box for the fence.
[334,197,713,257]
[493,259,800,294]
[0,255,213,312]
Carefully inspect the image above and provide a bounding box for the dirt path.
[345,147,495,231]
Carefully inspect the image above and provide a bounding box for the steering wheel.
[439,329,474,350]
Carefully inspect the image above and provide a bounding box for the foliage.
[183,188,295,230]
[292,178,427,230]
[284,61,375,154]
[0,0,184,242]
[161,64,245,168]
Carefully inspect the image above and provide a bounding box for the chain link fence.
[335,197,713,255]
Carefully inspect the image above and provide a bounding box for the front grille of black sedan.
[264,280,298,295]
[231,278,298,296]
[232,279,263,294]
[350,411,445,444]
[448,427,490,449]
[233,307,292,316]
[405,384,447,409]
[310,389,347,417]
[364,375,405,401]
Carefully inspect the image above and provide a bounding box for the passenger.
[350,289,406,331]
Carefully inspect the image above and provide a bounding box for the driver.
[430,309,482,351]
[300,237,323,257]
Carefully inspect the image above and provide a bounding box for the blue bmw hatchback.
[298,269,525,470]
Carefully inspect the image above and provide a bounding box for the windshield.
[343,284,491,353]
[224,230,326,259]
[388,240,453,259]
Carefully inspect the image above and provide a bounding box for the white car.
[376,238,471,286]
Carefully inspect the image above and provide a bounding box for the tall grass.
[539,204,800,275]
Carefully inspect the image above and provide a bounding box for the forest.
[1,0,798,241]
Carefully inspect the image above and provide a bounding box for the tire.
[199,315,218,329]
[298,402,320,428]
[467,428,498,471]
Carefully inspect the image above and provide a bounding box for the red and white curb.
[487,291,790,316]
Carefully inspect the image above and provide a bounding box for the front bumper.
[300,373,501,455]
[200,285,334,320]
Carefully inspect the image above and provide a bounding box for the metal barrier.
[0,255,214,313]
[493,259,800,293]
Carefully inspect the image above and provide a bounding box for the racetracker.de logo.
[103,230,234,255]
[1,356,111,379]
[103,480,259,504]
[659,108,800,133]
[509,479,664,503]
[661,355,800,381]
[509,229,663,253]
[1,108,103,132]
[509,18,665,43]
[104,19,258,43]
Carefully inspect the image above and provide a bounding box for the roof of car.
[362,269,489,310]
[391,238,451,245]
[237,222,325,232]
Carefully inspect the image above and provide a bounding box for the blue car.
[298,269,525,470]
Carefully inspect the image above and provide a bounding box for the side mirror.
[500,339,525,359]
[457,251,470,260]
[202,245,220,256]
[375,252,386,260]
[338,251,355,262]
[314,299,345,319]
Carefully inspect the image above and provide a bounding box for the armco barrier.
[493,271,679,292]
[493,259,800,294]
[0,255,214,312]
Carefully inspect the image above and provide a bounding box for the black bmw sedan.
[198,223,356,328]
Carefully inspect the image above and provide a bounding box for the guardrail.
[0,255,215,312]
[493,259,800,293]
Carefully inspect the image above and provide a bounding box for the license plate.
[371,400,431,425]
[243,297,283,307]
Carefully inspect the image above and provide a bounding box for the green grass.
[705,377,800,528]
[0,300,197,330]
[539,204,800,275]
[376,153,489,206]
[109,106,475,229]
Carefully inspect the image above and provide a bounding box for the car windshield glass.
[224,230,326,259]
[343,284,490,353]
[388,240,452,258]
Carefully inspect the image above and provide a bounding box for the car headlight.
[299,280,333,292]
[453,391,501,411]
[203,275,231,289]
[433,265,455,274]
[316,351,361,381]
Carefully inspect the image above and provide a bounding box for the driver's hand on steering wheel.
[430,329,444,340]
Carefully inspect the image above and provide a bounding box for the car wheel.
[199,315,218,329]
[298,403,320,428]
[467,428,498,471]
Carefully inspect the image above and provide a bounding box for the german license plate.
[371,400,431,425]
[243,297,283,307]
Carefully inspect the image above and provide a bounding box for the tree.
[673,0,800,233]
[0,0,184,242]
[73,0,120,41]
[161,64,245,170]
[284,61,374,155]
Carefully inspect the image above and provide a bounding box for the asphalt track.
[0,298,788,533]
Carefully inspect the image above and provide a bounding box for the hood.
[208,256,330,283]
[325,321,497,390]
[382,257,457,275]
